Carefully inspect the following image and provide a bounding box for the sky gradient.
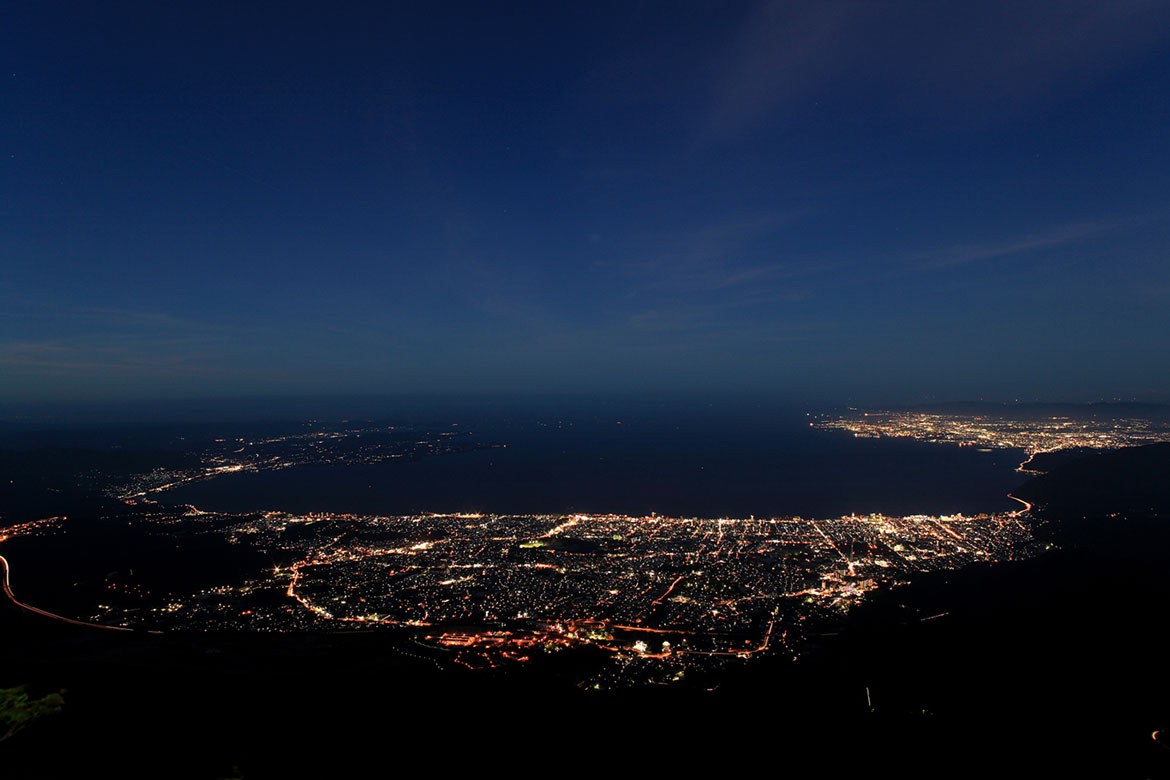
[5,1,1170,406]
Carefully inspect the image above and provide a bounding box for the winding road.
[0,553,134,632]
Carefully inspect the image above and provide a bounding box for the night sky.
[5,1,1170,406]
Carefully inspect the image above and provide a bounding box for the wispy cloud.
[0,303,280,379]
[610,210,823,293]
[0,338,222,375]
[457,256,556,330]
[903,200,1170,272]
[700,0,1170,139]
[909,219,1114,270]
[701,2,854,140]
[628,291,813,334]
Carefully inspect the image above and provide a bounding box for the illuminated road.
[1005,494,1033,513]
[1016,450,1044,473]
[0,553,134,632]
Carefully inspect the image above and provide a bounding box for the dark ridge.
[1014,442,1170,534]
[784,443,1170,778]
[1019,446,1101,473]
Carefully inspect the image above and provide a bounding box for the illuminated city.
[0,418,1062,688]
[19,408,1170,687]
[813,409,1170,471]
[63,505,1036,687]
[0,413,1054,688]
[116,421,496,502]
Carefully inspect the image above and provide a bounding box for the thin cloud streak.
[911,220,1113,270]
[607,210,822,293]
[0,339,222,375]
[701,0,1170,140]
[906,203,1170,271]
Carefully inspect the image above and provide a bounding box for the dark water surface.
[162,406,1029,519]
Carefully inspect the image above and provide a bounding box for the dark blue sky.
[5,1,1170,405]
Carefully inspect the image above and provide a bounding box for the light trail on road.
[0,553,134,632]
[1006,494,1033,514]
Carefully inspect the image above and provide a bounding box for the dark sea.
[161,402,1030,519]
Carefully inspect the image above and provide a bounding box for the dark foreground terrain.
[3,445,1170,778]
